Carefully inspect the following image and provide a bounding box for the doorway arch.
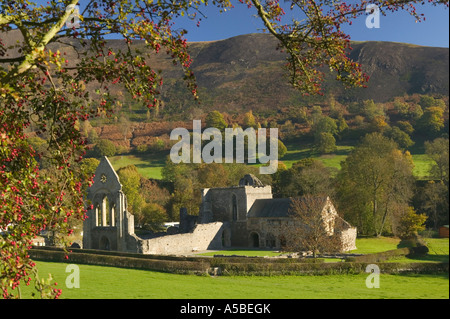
[100,236,110,250]
[249,232,260,248]
[221,227,231,247]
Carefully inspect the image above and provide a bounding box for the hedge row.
[32,246,206,262]
[210,256,326,265]
[214,261,449,276]
[30,247,448,276]
[345,246,429,263]
[29,248,210,275]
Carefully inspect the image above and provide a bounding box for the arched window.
[102,195,110,226]
[111,204,116,227]
[95,204,101,226]
[232,194,238,221]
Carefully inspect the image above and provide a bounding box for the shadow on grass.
[397,238,449,263]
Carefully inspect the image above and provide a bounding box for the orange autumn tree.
[1,0,448,298]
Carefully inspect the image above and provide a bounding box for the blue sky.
[30,1,449,47]
[174,2,449,47]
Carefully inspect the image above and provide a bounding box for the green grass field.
[19,238,448,299]
[20,261,449,299]
[109,153,166,179]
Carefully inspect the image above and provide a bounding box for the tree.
[417,181,449,230]
[336,133,415,236]
[116,165,144,215]
[425,137,449,184]
[283,196,341,258]
[384,126,414,150]
[396,121,415,136]
[336,115,349,139]
[311,115,338,153]
[197,163,230,188]
[361,100,386,122]
[79,158,100,181]
[243,110,258,129]
[272,158,334,198]
[418,107,445,136]
[277,139,288,159]
[137,203,167,232]
[205,111,227,131]
[1,0,446,299]
[314,132,337,154]
[312,116,338,137]
[395,207,427,240]
[93,139,117,157]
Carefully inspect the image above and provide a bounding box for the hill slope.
[153,34,448,115]
[2,31,448,114]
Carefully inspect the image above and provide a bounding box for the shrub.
[314,132,336,154]
[395,207,427,240]
[93,139,117,157]
[136,144,149,153]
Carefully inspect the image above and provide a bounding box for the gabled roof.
[88,156,122,193]
[247,196,328,218]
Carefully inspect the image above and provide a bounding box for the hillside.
[152,34,449,115]
[2,31,448,114]
[2,31,449,154]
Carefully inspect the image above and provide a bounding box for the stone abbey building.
[83,157,356,255]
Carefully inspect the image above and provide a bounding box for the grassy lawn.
[350,237,402,254]
[281,144,353,171]
[411,153,434,180]
[109,153,166,179]
[20,261,449,299]
[400,238,450,263]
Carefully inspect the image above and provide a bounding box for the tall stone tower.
[198,174,272,246]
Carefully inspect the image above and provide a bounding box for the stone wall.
[339,227,357,252]
[199,185,272,223]
[138,222,224,255]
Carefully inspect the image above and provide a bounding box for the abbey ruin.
[83,156,356,255]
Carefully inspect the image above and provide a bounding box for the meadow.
[20,238,449,299]
[21,261,449,299]
[109,153,166,179]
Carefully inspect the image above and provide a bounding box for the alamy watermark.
[366,4,381,29]
[365,264,380,288]
[66,4,81,29]
[170,120,279,174]
[65,264,80,289]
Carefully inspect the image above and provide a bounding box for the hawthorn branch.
[1,0,80,85]
[251,0,313,85]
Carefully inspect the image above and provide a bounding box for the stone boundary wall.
[340,227,357,252]
[139,222,224,255]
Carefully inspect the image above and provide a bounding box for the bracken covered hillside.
[152,33,449,114]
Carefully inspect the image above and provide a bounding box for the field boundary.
[29,247,211,275]
[29,247,449,276]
